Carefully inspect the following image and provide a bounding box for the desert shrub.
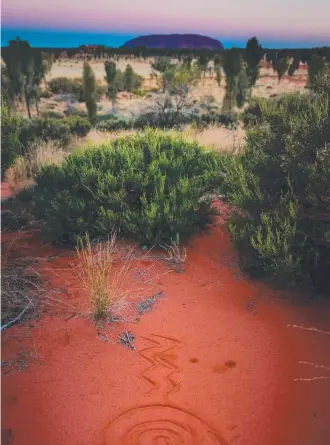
[242,97,267,127]
[48,77,82,96]
[4,156,31,192]
[96,84,107,100]
[19,116,92,149]
[32,129,222,245]
[19,118,72,148]
[221,88,330,294]
[95,118,131,132]
[1,101,23,179]
[5,140,68,194]
[41,111,64,119]
[64,107,88,118]
[39,89,53,99]
[64,116,92,137]
[132,87,147,97]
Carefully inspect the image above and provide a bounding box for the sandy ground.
[1,191,330,445]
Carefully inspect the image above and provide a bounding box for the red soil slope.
[1,198,330,445]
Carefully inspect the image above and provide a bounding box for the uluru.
[123,34,224,49]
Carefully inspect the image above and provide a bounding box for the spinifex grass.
[75,232,133,321]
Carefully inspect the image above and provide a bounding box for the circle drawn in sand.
[103,405,226,444]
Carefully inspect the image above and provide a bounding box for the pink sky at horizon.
[2,0,330,41]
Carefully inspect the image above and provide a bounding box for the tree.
[123,64,135,99]
[215,66,222,87]
[151,64,200,127]
[222,48,242,110]
[1,38,46,118]
[151,57,174,92]
[288,53,301,77]
[272,55,289,83]
[236,67,249,108]
[265,51,275,72]
[83,61,97,124]
[244,37,263,98]
[307,54,326,88]
[104,61,118,111]
[198,52,211,84]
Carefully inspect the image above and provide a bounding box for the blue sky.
[2,0,330,48]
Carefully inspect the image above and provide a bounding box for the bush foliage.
[221,87,330,294]
[33,129,221,245]
[1,100,22,179]
[19,116,92,148]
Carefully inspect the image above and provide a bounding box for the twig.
[1,300,32,332]
[299,361,330,371]
[287,324,330,336]
[124,331,136,350]
[294,376,330,382]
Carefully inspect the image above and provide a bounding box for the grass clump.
[221,84,330,294]
[33,129,222,245]
[75,232,132,321]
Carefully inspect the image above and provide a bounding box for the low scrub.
[19,116,92,149]
[5,139,68,193]
[221,87,330,294]
[33,129,222,245]
[1,101,22,179]
[48,77,107,102]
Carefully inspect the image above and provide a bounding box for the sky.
[2,0,330,48]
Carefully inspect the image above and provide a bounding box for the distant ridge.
[123,34,224,50]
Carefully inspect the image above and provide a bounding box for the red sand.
[2,194,330,445]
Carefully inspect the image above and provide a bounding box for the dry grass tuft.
[160,234,187,265]
[75,232,134,321]
[5,139,68,194]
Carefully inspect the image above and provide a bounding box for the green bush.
[19,116,92,149]
[64,116,92,137]
[95,118,130,132]
[1,101,22,179]
[221,89,330,294]
[64,107,88,118]
[41,111,65,119]
[40,89,53,99]
[33,129,222,245]
[48,77,82,96]
[19,118,71,148]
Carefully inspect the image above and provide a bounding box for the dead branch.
[1,299,32,332]
[287,324,330,336]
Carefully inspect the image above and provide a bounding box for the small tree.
[83,61,97,124]
[307,54,326,88]
[151,64,200,127]
[2,38,46,118]
[104,61,118,111]
[215,66,222,87]
[244,36,263,97]
[236,67,249,108]
[272,55,289,83]
[223,48,242,110]
[151,57,174,92]
[198,52,210,84]
[288,54,301,77]
[123,64,134,99]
